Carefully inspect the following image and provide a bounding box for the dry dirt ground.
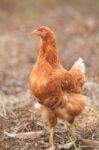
[0,0,99,149]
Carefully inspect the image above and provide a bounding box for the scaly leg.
[49,127,55,147]
[69,123,77,141]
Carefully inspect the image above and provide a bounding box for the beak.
[32,29,39,35]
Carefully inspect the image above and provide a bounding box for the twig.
[80,138,99,149]
[4,130,44,140]
[58,141,75,149]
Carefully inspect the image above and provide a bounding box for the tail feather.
[34,102,41,110]
[72,57,85,74]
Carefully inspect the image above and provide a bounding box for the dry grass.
[0,85,99,149]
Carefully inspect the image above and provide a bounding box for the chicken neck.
[37,38,59,67]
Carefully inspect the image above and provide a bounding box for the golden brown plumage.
[29,26,86,146]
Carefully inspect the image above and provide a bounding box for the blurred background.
[0,0,99,149]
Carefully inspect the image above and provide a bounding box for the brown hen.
[29,26,86,146]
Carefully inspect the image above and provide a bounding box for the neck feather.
[37,37,59,67]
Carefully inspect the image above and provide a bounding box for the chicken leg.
[69,123,77,141]
[49,127,55,146]
[40,106,57,146]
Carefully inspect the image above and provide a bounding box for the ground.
[0,0,99,149]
